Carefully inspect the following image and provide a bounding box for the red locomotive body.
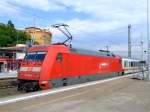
[18,45,123,91]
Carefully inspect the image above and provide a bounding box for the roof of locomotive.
[27,44,118,58]
[70,48,115,57]
[27,45,51,52]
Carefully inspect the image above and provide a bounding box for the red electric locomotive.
[17,44,123,92]
[17,24,123,92]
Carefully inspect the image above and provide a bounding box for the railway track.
[0,78,17,89]
[0,78,21,98]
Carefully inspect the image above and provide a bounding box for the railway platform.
[0,72,17,79]
[0,73,150,112]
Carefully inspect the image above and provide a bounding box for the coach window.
[124,61,127,67]
[129,62,131,67]
[56,53,62,62]
[131,62,133,67]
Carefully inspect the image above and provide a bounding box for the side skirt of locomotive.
[49,72,122,88]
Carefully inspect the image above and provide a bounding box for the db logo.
[99,63,108,69]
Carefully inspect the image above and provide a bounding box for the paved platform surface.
[0,72,17,79]
[0,77,150,112]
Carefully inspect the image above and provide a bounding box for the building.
[25,27,52,45]
[0,46,26,72]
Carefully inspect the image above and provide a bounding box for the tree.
[7,20,14,28]
[0,20,31,47]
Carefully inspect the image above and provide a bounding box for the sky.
[0,0,148,59]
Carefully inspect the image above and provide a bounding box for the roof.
[0,47,26,52]
[28,45,50,52]
[26,44,116,57]
[25,27,52,35]
[25,27,42,31]
[70,48,115,57]
[121,56,142,61]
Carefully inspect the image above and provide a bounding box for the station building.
[0,45,26,72]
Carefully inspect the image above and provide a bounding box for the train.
[17,44,145,92]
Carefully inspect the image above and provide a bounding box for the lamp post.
[147,0,150,80]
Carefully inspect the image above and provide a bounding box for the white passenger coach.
[122,58,146,74]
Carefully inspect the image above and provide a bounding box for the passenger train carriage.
[121,58,144,74]
[17,45,145,92]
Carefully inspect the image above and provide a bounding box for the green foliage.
[0,20,31,47]
[7,20,14,28]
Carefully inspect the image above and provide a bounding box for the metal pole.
[31,17,36,45]
[106,45,109,51]
[140,33,144,78]
[128,24,131,58]
[104,45,110,51]
[141,33,144,61]
[33,18,36,45]
[147,0,150,81]
[105,45,109,51]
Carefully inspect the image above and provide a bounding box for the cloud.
[0,0,147,58]
[0,1,21,17]
[48,0,146,55]
[11,0,66,11]
[50,0,146,39]
[2,0,146,28]
[58,0,145,21]
[50,17,146,56]
[65,19,121,34]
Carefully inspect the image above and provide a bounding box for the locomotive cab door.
[55,53,63,77]
[52,53,67,87]
[55,53,69,86]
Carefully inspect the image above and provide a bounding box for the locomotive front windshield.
[25,51,47,61]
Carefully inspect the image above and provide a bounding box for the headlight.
[19,67,28,72]
[32,67,41,72]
